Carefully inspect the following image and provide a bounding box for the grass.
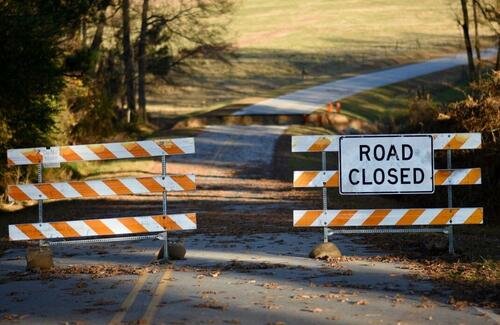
[147,0,494,119]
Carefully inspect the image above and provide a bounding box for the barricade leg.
[322,152,328,243]
[37,162,43,245]
[29,161,54,269]
[447,149,455,255]
[161,155,169,261]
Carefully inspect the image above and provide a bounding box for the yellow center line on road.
[141,266,174,325]
[108,270,150,325]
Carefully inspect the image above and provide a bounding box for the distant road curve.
[233,48,497,116]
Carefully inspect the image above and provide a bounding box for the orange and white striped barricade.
[7,138,195,260]
[291,133,483,254]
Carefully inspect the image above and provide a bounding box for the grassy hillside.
[147,0,491,118]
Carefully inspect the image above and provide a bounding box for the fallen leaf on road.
[392,294,405,304]
[418,297,434,309]
[291,294,314,300]
[263,282,280,289]
[302,307,323,313]
[7,264,159,281]
[210,271,221,278]
[2,314,29,321]
[449,297,468,310]
[194,300,227,310]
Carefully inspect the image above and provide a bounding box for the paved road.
[170,125,287,172]
[1,232,496,324]
[233,49,498,115]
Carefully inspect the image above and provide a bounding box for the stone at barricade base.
[309,242,342,259]
[157,242,186,260]
[26,246,54,271]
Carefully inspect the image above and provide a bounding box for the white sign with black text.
[339,135,434,195]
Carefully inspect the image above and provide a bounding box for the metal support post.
[37,163,43,223]
[161,155,168,260]
[322,152,328,243]
[446,149,455,255]
[37,162,44,247]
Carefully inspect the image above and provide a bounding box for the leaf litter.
[6,264,160,281]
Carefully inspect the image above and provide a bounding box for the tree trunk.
[460,0,476,80]
[81,18,87,47]
[122,0,136,121]
[472,0,481,77]
[91,11,106,52]
[497,0,500,70]
[90,11,106,74]
[138,0,149,123]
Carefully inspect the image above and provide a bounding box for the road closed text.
[339,135,434,194]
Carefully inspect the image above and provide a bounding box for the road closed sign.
[339,135,434,195]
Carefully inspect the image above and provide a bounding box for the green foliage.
[65,48,101,76]
[0,0,104,197]
[69,44,133,142]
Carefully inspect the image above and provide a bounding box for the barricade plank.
[293,168,481,187]
[7,138,195,166]
[291,133,481,152]
[9,213,197,241]
[293,208,483,227]
[8,175,195,201]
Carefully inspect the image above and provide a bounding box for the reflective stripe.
[8,175,196,201]
[291,133,481,153]
[7,138,195,166]
[293,208,483,227]
[9,213,197,241]
[433,133,481,150]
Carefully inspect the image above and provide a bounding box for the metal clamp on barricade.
[7,138,196,261]
[291,133,483,254]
